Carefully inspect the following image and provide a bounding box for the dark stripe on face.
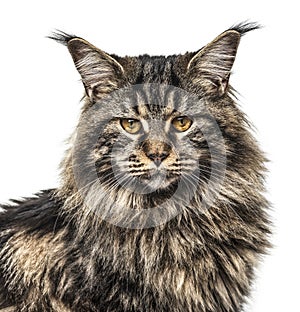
[133,56,178,85]
[135,88,151,117]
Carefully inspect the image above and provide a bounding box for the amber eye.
[171,116,192,132]
[120,118,142,134]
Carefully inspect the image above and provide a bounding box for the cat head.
[51,23,263,228]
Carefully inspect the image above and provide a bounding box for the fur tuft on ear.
[187,22,260,97]
[47,30,78,46]
[228,21,262,36]
[49,31,125,102]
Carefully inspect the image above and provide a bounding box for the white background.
[0,1,299,311]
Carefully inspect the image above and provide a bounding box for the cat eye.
[171,116,193,132]
[120,118,142,134]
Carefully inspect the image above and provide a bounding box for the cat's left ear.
[187,30,241,97]
[66,38,125,101]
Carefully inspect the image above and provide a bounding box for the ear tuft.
[228,21,262,36]
[47,30,78,46]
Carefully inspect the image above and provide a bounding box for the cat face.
[53,25,260,226]
[94,85,201,193]
[73,82,226,209]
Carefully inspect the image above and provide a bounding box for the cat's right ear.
[68,38,125,101]
[49,32,125,102]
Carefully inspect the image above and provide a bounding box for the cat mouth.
[135,169,180,191]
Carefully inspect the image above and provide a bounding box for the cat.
[0,22,271,312]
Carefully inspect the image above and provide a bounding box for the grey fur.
[0,22,271,312]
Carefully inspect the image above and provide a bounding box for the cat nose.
[146,151,169,167]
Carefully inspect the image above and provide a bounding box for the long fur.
[0,22,271,312]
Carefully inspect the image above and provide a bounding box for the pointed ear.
[187,30,241,97]
[67,38,125,101]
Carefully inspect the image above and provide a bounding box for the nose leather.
[142,139,171,166]
[146,151,169,167]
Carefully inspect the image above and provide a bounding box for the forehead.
[133,91,175,119]
[121,84,192,119]
[94,83,203,123]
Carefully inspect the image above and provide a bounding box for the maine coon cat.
[0,22,271,312]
